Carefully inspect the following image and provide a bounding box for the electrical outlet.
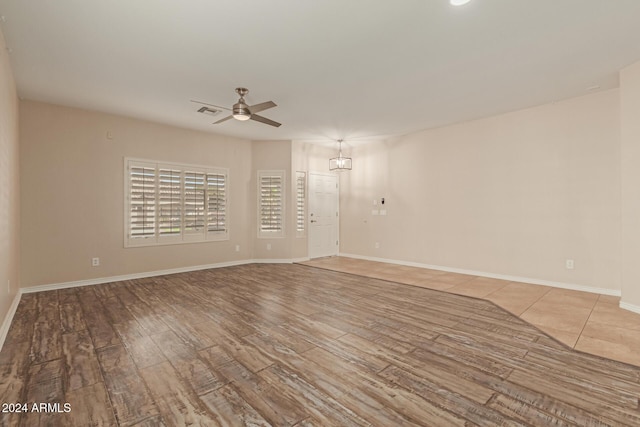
[266,243,272,251]
[92,257,100,267]
[235,245,240,252]
[375,242,380,249]
[565,259,574,270]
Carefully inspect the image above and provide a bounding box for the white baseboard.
[253,258,298,264]
[21,259,257,294]
[620,301,640,314]
[19,258,309,294]
[0,292,22,352]
[339,252,622,297]
[252,257,310,264]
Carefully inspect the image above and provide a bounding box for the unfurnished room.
[2,1,640,426]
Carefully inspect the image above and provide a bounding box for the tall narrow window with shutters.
[296,171,306,237]
[258,170,285,238]
[125,158,229,247]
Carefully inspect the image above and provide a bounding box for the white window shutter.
[128,164,157,240]
[125,158,228,246]
[207,173,227,234]
[258,170,285,237]
[184,171,206,234]
[158,169,182,236]
[296,171,306,236]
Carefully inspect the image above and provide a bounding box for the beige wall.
[621,60,640,308]
[296,142,342,174]
[20,101,254,287]
[340,89,621,292]
[0,29,20,323]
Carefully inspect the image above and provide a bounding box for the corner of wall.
[620,59,640,309]
[0,25,21,347]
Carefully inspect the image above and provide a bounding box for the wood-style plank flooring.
[2,263,640,426]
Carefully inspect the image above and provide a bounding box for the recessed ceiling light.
[450,0,472,5]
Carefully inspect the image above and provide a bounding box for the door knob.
[310,220,317,223]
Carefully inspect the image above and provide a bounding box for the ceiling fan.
[192,87,281,127]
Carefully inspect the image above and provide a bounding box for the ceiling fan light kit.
[329,139,352,171]
[232,107,251,121]
[192,87,281,127]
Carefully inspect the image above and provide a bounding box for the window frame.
[124,158,229,247]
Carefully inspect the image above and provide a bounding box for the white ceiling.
[1,0,640,143]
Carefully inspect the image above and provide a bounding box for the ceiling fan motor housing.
[232,88,251,120]
[233,102,251,120]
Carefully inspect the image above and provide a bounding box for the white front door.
[308,173,339,259]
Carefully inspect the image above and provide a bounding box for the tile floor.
[299,256,640,366]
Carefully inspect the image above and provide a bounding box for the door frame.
[307,171,340,259]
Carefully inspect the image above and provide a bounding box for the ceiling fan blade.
[248,101,276,114]
[214,115,234,124]
[190,100,231,111]
[250,114,281,128]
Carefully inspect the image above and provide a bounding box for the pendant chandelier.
[329,139,352,171]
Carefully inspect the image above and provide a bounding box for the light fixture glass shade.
[329,140,352,171]
[329,155,352,171]
[233,113,251,121]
